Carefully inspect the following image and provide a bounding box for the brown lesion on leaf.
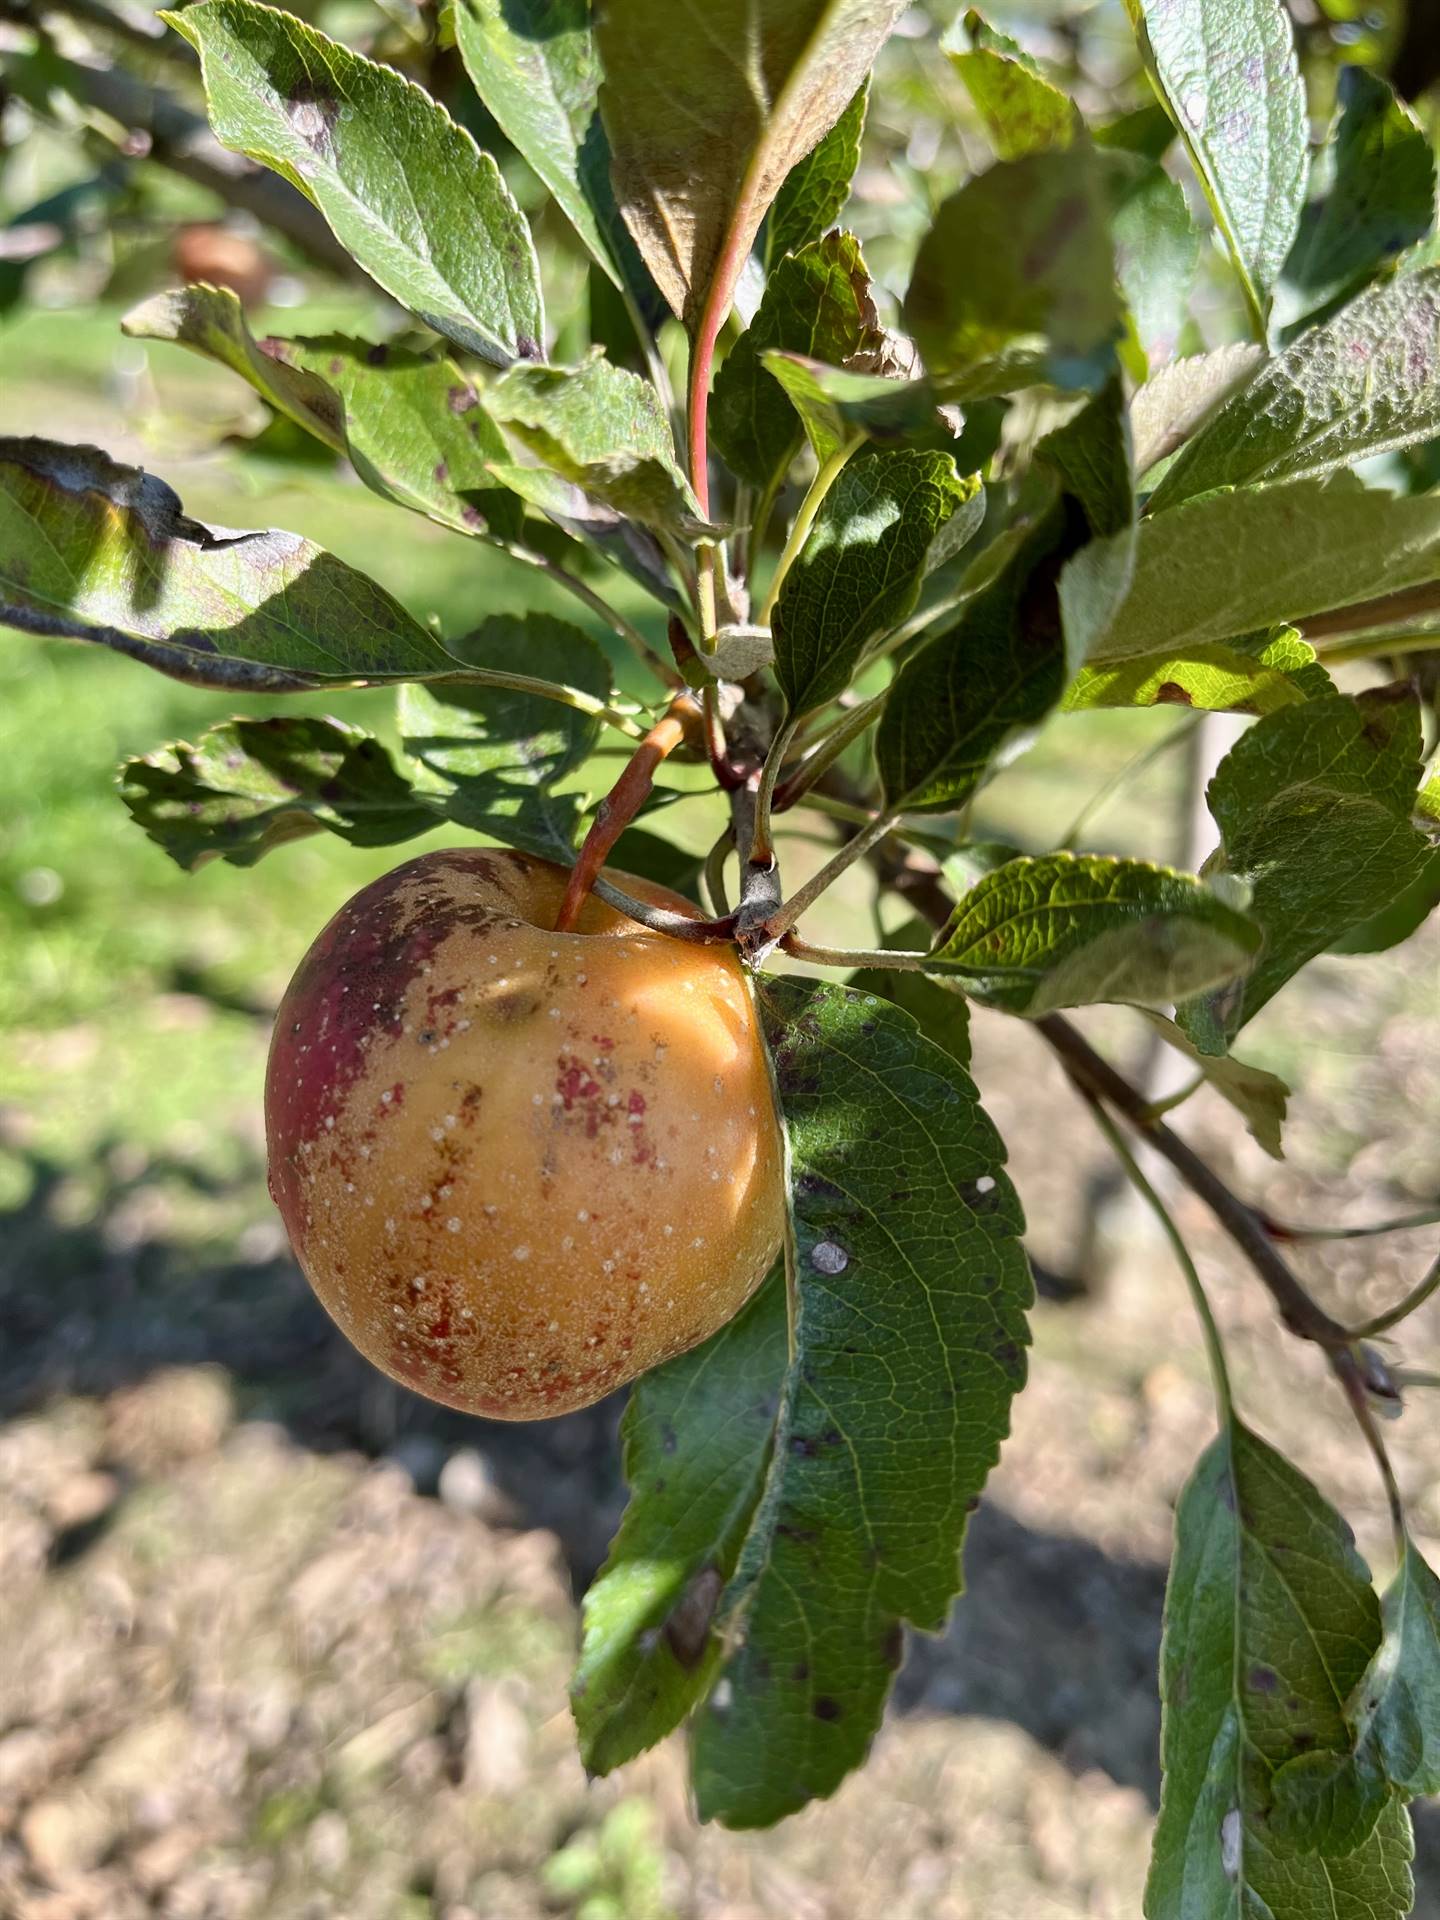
[663,1565,725,1670]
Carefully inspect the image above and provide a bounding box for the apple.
[265,848,784,1419]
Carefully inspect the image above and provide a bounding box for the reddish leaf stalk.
[553,697,699,933]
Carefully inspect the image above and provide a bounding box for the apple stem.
[553,697,700,934]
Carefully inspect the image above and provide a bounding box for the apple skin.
[265,848,784,1419]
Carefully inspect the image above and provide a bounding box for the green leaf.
[1330,846,1440,956]
[946,12,1081,162]
[1094,99,1177,161]
[1036,377,1137,668]
[1358,1542,1440,1801]
[1152,271,1440,511]
[595,0,908,322]
[927,853,1260,1015]
[1064,631,1323,716]
[446,0,647,306]
[691,975,1031,1826]
[1146,1420,1413,1920]
[773,449,973,715]
[1126,0,1306,329]
[0,436,453,690]
[606,826,705,898]
[122,284,521,540]
[1094,479,1440,665]
[1140,1011,1290,1158]
[711,232,879,489]
[1272,1539,1440,1859]
[1131,343,1267,475]
[1177,689,1430,1051]
[163,0,544,366]
[905,144,1122,396]
[573,1273,786,1775]
[1103,148,1200,370]
[486,355,713,538]
[481,461,683,611]
[767,81,868,265]
[847,921,973,1069]
[398,612,612,860]
[759,353,961,465]
[1281,67,1437,326]
[876,509,1071,814]
[120,716,435,869]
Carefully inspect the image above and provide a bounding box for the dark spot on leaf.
[1248,1665,1280,1694]
[285,83,339,156]
[1156,681,1193,707]
[434,462,449,485]
[660,1423,678,1456]
[663,1565,723,1669]
[447,384,479,415]
[881,1623,904,1669]
[515,334,542,361]
[812,1696,842,1722]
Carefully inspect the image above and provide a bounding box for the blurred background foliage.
[2,3,1440,1917]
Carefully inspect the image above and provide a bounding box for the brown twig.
[1038,1017,1353,1349]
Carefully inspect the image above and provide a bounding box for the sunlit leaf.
[123,284,521,539]
[1142,1012,1290,1158]
[759,354,964,465]
[1064,631,1325,716]
[595,0,907,322]
[1095,479,1440,665]
[1126,0,1306,327]
[447,0,653,312]
[927,852,1260,1014]
[0,436,453,689]
[1152,272,1440,510]
[164,0,544,364]
[946,11,1080,161]
[486,355,714,538]
[1131,343,1266,475]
